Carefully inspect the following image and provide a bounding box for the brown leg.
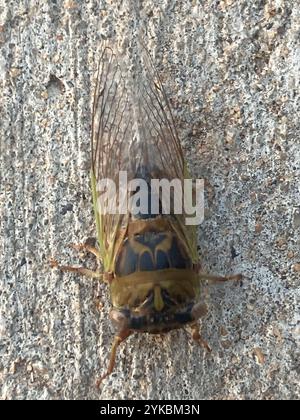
[191,322,212,353]
[96,330,132,388]
[199,272,242,283]
[70,242,102,260]
[50,258,105,281]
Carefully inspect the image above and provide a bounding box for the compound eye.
[109,309,129,330]
[191,303,208,320]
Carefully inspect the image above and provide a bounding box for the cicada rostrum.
[51,42,241,387]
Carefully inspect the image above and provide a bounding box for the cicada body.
[90,44,208,384]
[89,43,241,385]
[48,42,242,386]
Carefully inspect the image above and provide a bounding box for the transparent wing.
[91,43,197,272]
[91,46,133,271]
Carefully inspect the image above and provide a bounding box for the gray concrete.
[0,0,299,400]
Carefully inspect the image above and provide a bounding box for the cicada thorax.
[115,231,192,276]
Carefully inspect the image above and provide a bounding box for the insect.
[51,43,241,387]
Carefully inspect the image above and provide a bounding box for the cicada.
[51,43,241,387]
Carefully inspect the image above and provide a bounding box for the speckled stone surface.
[0,0,299,400]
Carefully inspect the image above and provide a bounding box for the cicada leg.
[49,258,105,282]
[199,273,242,283]
[70,242,102,260]
[190,322,212,353]
[50,238,107,282]
[96,329,132,388]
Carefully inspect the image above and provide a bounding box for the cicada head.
[109,268,206,334]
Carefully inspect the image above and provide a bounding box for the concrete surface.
[0,0,299,400]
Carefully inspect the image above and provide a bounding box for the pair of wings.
[91,43,197,272]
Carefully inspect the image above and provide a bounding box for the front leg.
[190,322,212,353]
[96,329,132,388]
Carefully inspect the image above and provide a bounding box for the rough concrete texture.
[0,0,299,400]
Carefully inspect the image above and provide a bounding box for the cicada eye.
[191,303,208,320]
[109,309,130,330]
